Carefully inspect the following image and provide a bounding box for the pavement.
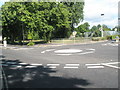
[0,40,119,89]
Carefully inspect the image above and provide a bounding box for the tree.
[63,2,84,31]
[102,24,111,31]
[75,22,90,37]
[1,1,84,43]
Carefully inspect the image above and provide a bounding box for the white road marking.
[19,63,27,65]
[47,64,60,68]
[45,49,55,52]
[79,51,94,55]
[101,62,119,65]
[87,66,104,69]
[101,63,120,69]
[41,51,45,53]
[64,67,79,69]
[41,49,55,53]
[102,43,118,46]
[65,64,79,66]
[16,66,22,68]
[56,54,72,56]
[54,49,82,53]
[85,64,101,66]
[87,49,95,51]
[25,66,37,68]
[30,64,42,66]
[48,67,57,68]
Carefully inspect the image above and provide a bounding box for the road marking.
[41,49,55,54]
[64,64,79,69]
[101,63,120,69]
[48,66,57,69]
[25,66,37,68]
[101,62,120,65]
[54,49,82,53]
[56,54,72,56]
[47,64,60,68]
[87,49,95,51]
[30,64,42,66]
[16,66,22,68]
[87,66,104,69]
[19,63,27,65]
[41,51,45,53]
[64,67,79,69]
[85,64,101,66]
[79,51,94,55]
[65,64,79,66]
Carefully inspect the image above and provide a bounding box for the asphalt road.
[1,41,119,89]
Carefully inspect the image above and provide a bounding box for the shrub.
[106,35,120,40]
[27,41,35,46]
[92,37,100,41]
[92,37,107,41]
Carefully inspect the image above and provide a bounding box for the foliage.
[1,2,84,44]
[75,22,90,37]
[27,41,35,46]
[92,37,106,41]
[106,35,120,40]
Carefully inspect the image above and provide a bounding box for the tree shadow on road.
[1,58,91,89]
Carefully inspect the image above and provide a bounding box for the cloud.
[82,0,119,29]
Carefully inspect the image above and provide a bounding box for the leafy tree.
[75,22,90,37]
[1,1,84,43]
[102,24,111,31]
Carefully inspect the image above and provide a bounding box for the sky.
[0,0,119,29]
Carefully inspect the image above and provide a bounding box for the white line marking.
[101,62,120,65]
[65,64,79,66]
[64,67,79,69]
[79,51,94,55]
[56,54,72,56]
[19,63,27,65]
[54,49,82,53]
[41,51,45,53]
[47,64,60,66]
[87,49,95,51]
[87,66,104,69]
[25,66,37,68]
[45,49,55,52]
[48,67,57,68]
[85,64,101,66]
[30,64,42,66]
[16,66,22,68]
[101,64,120,69]
[41,49,55,54]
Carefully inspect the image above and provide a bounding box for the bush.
[106,35,120,40]
[92,37,100,41]
[92,37,107,41]
[27,41,35,46]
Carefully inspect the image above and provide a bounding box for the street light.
[101,14,104,37]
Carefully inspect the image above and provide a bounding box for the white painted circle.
[54,49,82,54]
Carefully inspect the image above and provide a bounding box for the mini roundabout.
[41,48,95,56]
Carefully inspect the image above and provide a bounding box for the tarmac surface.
[0,40,119,89]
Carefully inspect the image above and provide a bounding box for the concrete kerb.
[1,40,109,49]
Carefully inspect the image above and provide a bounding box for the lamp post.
[101,14,104,37]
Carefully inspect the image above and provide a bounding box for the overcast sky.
[0,0,119,29]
